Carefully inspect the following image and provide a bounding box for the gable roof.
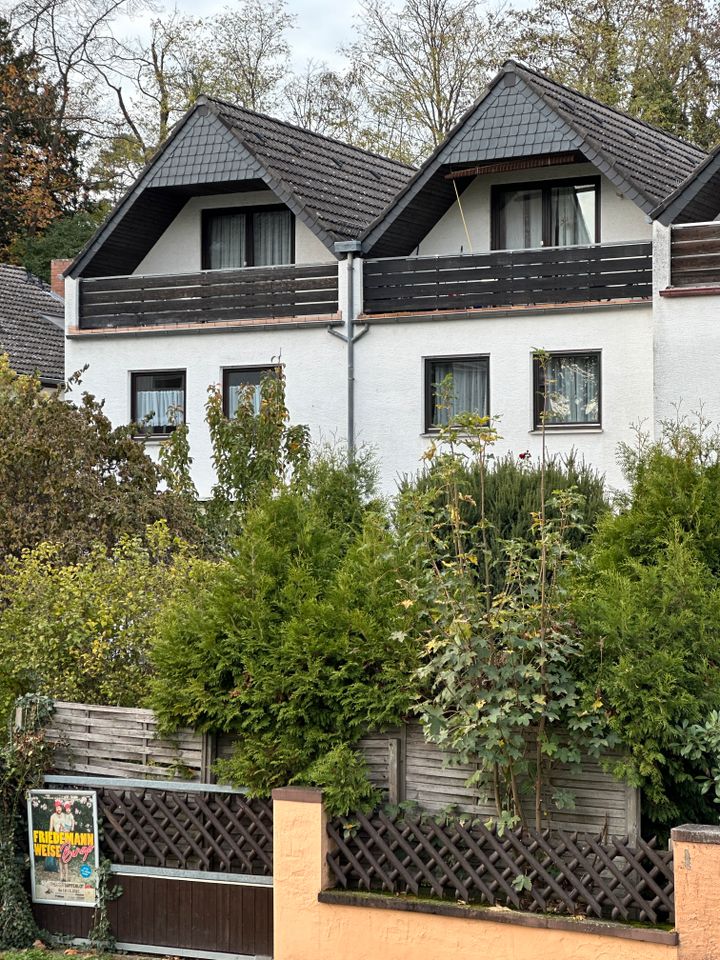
[68,99,414,278]
[0,265,64,384]
[361,60,707,256]
[651,143,720,225]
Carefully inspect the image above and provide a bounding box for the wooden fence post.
[201,731,217,783]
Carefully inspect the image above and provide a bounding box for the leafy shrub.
[573,417,720,829]
[0,522,194,716]
[150,454,417,800]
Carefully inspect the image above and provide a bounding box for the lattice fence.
[95,783,273,876]
[327,811,674,924]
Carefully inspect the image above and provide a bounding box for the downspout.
[331,240,366,458]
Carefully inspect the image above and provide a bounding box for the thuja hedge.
[149,455,418,798]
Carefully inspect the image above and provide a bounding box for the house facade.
[64,61,720,497]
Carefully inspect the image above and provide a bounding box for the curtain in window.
[542,354,599,424]
[431,359,488,426]
[134,374,184,432]
[502,188,543,249]
[227,382,262,418]
[253,210,292,266]
[550,185,594,246]
[207,212,246,269]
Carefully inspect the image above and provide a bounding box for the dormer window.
[491,177,599,250]
[202,206,294,269]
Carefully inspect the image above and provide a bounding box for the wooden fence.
[671,221,720,287]
[78,262,339,329]
[47,704,640,841]
[327,810,674,925]
[362,241,653,315]
[46,701,207,780]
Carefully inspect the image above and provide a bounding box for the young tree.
[8,206,107,281]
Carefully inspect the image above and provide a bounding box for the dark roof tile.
[0,265,64,383]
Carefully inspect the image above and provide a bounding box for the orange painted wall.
[273,789,679,960]
[672,827,720,960]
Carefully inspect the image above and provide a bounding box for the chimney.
[50,259,72,298]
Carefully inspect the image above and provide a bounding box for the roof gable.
[651,144,720,225]
[362,61,707,256]
[145,108,264,188]
[68,100,414,278]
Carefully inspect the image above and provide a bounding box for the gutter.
[332,241,366,456]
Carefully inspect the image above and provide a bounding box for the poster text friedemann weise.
[27,790,99,906]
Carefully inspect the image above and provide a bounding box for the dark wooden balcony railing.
[671,222,720,287]
[78,262,339,330]
[363,241,653,315]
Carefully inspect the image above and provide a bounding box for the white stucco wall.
[65,325,347,499]
[353,303,654,494]
[134,189,333,276]
[653,221,720,428]
[416,163,651,257]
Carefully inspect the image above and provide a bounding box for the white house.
[64,61,720,497]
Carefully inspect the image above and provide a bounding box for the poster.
[27,790,99,907]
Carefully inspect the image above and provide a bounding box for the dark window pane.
[225,367,276,418]
[206,212,246,268]
[536,353,600,426]
[133,372,185,434]
[428,357,489,428]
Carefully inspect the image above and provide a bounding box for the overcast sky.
[121,0,365,70]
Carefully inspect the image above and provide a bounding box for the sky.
[120,0,366,71]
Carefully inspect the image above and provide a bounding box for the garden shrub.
[150,454,417,805]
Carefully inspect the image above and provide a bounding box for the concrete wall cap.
[271,786,324,803]
[671,823,720,844]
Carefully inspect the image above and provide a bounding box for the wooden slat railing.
[363,241,653,315]
[327,811,674,924]
[671,222,720,287]
[78,262,339,329]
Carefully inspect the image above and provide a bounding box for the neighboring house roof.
[67,98,414,278]
[651,143,720,225]
[0,264,64,384]
[362,60,707,256]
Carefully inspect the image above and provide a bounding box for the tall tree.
[346,0,503,162]
[510,0,720,148]
[0,17,82,256]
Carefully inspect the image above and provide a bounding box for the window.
[491,178,599,250]
[425,356,489,431]
[131,371,186,436]
[533,352,601,428]
[202,206,294,269]
[223,366,277,419]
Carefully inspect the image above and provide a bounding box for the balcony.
[669,222,720,289]
[77,262,340,331]
[362,241,653,316]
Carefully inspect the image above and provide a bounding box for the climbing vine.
[0,694,55,948]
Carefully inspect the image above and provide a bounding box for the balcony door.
[491,178,599,250]
[202,205,294,269]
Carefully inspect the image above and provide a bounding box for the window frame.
[201,204,295,270]
[222,364,279,418]
[131,369,187,438]
[424,354,490,433]
[490,176,601,250]
[532,349,602,430]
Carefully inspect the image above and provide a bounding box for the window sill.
[132,433,174,442]
[529,426,603,435]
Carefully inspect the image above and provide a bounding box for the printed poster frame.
[27,789,100,907]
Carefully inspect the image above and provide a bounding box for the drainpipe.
[332,240,366,458]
